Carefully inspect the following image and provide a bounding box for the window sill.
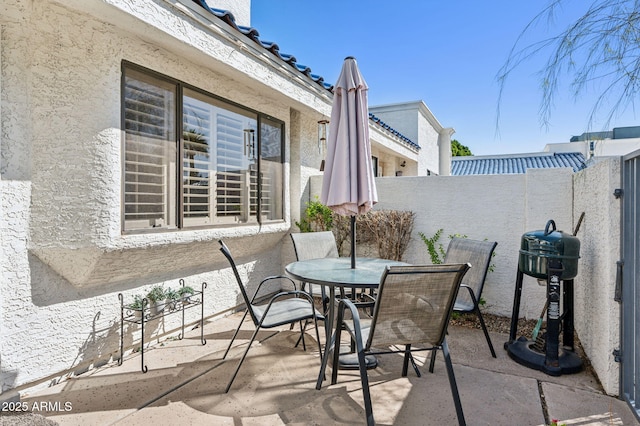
[30,222,289,288]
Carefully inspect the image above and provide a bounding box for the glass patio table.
[285,257,409,370]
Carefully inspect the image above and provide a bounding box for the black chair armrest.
[250,275,298,302]
[460,284,480,306]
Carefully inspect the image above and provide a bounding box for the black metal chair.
[429,238,498,373]
[219,240,324,393]
[290,231,339,313]
[317,263,471,426]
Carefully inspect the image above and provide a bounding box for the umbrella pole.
[350,215,356,269]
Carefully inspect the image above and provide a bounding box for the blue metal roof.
[190,1,420,150]
[451,152,587,175]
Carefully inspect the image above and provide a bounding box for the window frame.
[121,61,285,234]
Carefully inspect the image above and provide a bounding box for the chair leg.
[316,325,335,390]
[291,284,308,331]
[223,309,249,360]
[312,314,323,361]
[475,308,497,358]
[294,320,308,349]
[298,320,307,351]
[428,348,437,373]
[225,326,261,393]
[442,338,466,426]
[357,348,375,426]
[403,347,422,377]
[331,321,344,385]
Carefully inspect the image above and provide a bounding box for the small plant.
[146,285,167,303]
[178,285,195,303]
[178,285,195,297]
[146,285,167,315]
[127,295,146,320]
[165,288,179,300]
[450,311,462,321]
[418,228,446,264]
[549,420,566,426]
[164,288,179,310]
[128,295,145,311]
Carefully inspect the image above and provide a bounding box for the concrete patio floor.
[11,312,640,426]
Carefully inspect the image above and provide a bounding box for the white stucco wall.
[311,168,575,318]
[370,103,420,143]
[0,0,328,394]
[572,158,621,395]
[546,138,640,158]
[20,0,335,288]
[417,111,442,175]
[208,0,251,26]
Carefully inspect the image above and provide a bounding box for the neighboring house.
[545,126,640,159]
[0,0,451,394]
[451,152,587,176]
[369,101,455,176]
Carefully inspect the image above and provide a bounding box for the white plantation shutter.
[182,96,213,226]
[215,112,247,221]
[123,71,176,230]
[182,89,258,226]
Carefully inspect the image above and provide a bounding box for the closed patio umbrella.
[321,56,378,269]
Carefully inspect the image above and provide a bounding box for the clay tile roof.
[192,0,334,92]
[191,0,417,147]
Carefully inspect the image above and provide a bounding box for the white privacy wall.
[572,158,622,396]
[311,168,575,318]
[310,161,622,396]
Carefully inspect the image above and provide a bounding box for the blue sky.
[251,1,638,156]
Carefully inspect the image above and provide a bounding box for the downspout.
[438,127,455,176]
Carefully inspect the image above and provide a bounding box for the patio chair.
[291,231,374,314]
[429,238,498,372]
[219,240,324,393]
[290,231,339,312]
[317,263,470,426]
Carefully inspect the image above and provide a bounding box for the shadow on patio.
[17,313,639,426]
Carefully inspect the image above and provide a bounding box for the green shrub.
[295,197,334,232]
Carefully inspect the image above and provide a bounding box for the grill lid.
[519,220,580,279]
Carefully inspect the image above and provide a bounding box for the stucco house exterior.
[3,1,635,412]
[0,0,452,395]
[369,101,454,176]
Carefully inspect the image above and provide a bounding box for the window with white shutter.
[122,63,283,232]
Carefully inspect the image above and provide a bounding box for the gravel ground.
[450,312,538,336]
[451,312,593,374]
[0,413,58,426]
